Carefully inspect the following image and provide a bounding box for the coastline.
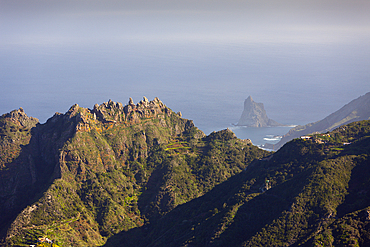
[229,125,296,147]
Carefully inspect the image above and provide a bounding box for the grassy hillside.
[0,98,269,246]
[3,98,369,247]
[104,120,370,247]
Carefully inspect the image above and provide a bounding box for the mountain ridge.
[265,92,370,150]
[104,120,370,246]
[1,97,370,246]
[0,97,269,246]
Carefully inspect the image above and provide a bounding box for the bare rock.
[237,96,283,127]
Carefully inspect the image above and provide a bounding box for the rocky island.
[1,97,370,247]
[236,96,284,127]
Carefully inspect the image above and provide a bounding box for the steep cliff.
[0,108,40,232]
[2,98,370,247]
[0,97,268,246]
[237,96,283,127]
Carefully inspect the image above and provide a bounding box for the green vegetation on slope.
[105,120,370,247]
[0,98,269,247]
[4,99,369,247]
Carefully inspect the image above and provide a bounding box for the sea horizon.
[1,0,369,146]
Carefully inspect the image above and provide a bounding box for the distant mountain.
[237,96,284,127]
[266,92,370,150]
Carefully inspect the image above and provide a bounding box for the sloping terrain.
[2,98,370,247]
[268,92,370,150]
[105,120,370,247]
[0,98,268,246]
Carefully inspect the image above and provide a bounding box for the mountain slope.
[0,98,269,247]
[0,108,40,232]
[105,120,370,247]
[3,98,370,247]
[268,92,370,150]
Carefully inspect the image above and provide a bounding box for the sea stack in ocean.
[237,96,283,127]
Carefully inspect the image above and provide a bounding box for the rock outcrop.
[0,97,266,247]
[237,96,283,127]
[2,97,370,247]
[0,97,209,245]
[0,109,40,232]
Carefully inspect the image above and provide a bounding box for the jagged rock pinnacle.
[2,108,39,128]
[237,96,283,127]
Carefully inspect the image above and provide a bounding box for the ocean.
[1,0,370,147]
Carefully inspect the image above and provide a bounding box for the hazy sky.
[2,0,370,45]
[1,0,370,131]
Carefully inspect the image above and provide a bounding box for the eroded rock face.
[92,97,166,124]
[0,108,39,170]
[0,97,205,241]
[237,96,283,127]
[1,108,39,129]
[0,109,40,230]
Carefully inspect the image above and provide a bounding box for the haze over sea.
[1,0,370,146]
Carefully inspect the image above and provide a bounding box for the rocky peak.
[42,97,177,133]
[237,96,283,127]
[140,96,150,107]
[66,104,81,119]
[245,95,253,103]
[128,97,135,106]
[1,108,39,129]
